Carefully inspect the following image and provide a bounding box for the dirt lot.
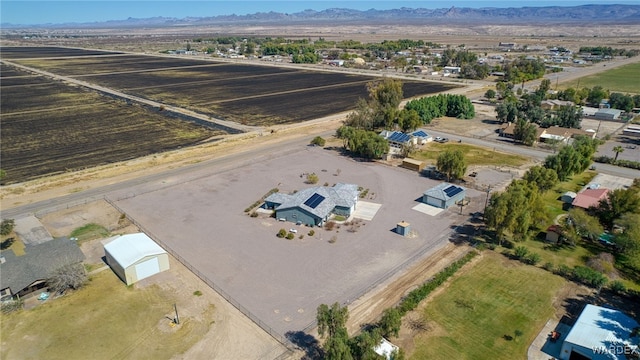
[36,200,288,360]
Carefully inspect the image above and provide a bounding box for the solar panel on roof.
[389,132,410,143]
[444,186,463,198]
[413,130,428,137]
[304,193,325,209]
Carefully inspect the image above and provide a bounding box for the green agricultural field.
[410,252,566,360]
[561,61,640,94]
[412,143,530,167]
[0,271,214,360]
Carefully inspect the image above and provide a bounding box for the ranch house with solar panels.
[264,183,359,226]
[423,183,466,209]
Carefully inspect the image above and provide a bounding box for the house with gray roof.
[0,237,85,301]
[423,183,466,209]
[264,183,359,226]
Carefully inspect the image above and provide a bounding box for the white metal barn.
[104,233,169,285]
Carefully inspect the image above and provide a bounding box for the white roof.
[374,338,399,360]
[104,233,166,268]
[564,304,639,357]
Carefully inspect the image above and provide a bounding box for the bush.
[286,233,295,240]
[555,264,572,277]
[609,280,626,294]
[308,230,315,236]
[306,173,319,184]
[250,211,258,218]
[397,251,478,315]
[325,221,336,231]
[193,290,203,296]
[310,136,326,147]
[47,263,88,294]
[543,262,555,271]
[277,229,287,238]
[572,266,608,288]
[524,252,541,265]
[0,219,15,236]
[1,299,23,313]
[514,246,529,260]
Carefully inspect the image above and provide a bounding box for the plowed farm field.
[9,50,459,126]
[0,66,223,184]
[0,46,122,59]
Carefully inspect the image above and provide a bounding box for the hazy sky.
[2,1,639,25]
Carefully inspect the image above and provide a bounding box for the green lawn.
[69,223,110,243]
[410,252,566,360]
[1,271,213,360]
[561,61,640,94]
[412,143,529,167]
[540,171,597,220]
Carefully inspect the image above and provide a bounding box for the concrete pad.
[14,215,54,246]
[353,201,382,221]
[528,318,572,360]
[586,173,634,191]
[412,203,444,216]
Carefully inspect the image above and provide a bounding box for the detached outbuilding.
[104,233,169,285]
[423,183,466,209]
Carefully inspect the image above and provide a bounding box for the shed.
[423,183,466,209]
[560,304,639,360]
[396,221,411,236]
[104,233,169,285]
[374,338,400,360]
[594,108,623,121]
[401,158,425,172]
[546,225,562,244]
[560,191,577,204]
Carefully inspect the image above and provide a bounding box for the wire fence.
[104,197,298,356]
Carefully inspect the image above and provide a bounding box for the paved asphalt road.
[0,132,327,219]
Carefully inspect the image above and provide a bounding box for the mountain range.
[3,4,640,28]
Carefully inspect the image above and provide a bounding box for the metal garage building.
[104,233,169,285]
[422,183,466,209]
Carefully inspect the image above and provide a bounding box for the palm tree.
[613,145,624,162]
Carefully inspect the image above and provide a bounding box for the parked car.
[289,229,298,233]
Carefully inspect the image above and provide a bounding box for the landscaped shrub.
[524,252,541,265]
[543,262,555,271]
[514,246,529,260]
[277,229,287,238]
[308,230,315,236]
[397,251,478,315]
[609,280,627,294]
[555,264,571,277]
[571,266,608,288]
[286,233,295,240]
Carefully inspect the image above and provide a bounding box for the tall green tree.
[565,208,604,241]
[613,213,640,271]
[317,302,353,360]
[379,308,402,338]
[544,146,581,181]
[396,108,422,132]
[594,188,640,229]
[513,118,538,146]
[523,166,558,192]
[495,101,519,123]
[436,149,467,182]
[367,78,403,129]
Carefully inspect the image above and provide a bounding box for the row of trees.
[404,94,475,124]
[553,85,639,111]
[544,136,598,181]
[316,251,478,360]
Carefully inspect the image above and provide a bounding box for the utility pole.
[484,185,492,216]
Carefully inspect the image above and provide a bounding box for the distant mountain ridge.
[3,4,640,28]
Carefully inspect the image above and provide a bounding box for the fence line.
[104,197,298,355]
